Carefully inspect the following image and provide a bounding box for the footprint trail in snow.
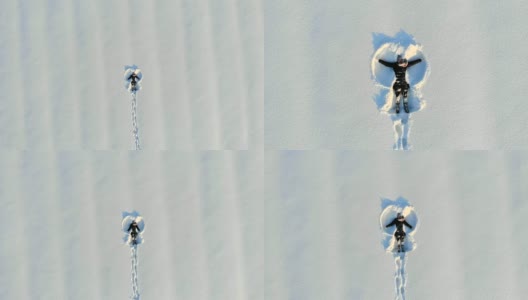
[130,245,140,300]
[122,212,145,300]
[394,253,408,300]
[124,65,143,150]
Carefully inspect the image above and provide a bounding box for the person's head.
[397,55,408,67]
[397,213,404,220]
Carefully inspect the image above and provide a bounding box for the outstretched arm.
[407,58,422,67]
[378,59,394,67]
[128,74,138,82]
[403,220,413,229]
[386,219,397,228]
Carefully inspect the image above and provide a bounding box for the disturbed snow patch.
[379,197,419,253]
[379,197,419,300]
[122,211,146,246]
[371,30,430,150]
[122,211,145,300]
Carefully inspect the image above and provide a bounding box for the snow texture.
[0,0,262,150]
[0,152,264,300]
[265,151,528,300]
[379,197,419,254]
[264,0,528,149]
[371,30,430,150]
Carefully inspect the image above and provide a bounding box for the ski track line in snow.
[222,0,250,148]
[140,0,166,149]
[196,0,222,148]
[190,156,212,299]
[1,1,24,147]
[86,0,110,148]
[241,0,263,149]
[154,1,193,149]
[225,153,248,300]
[57,0,82,148]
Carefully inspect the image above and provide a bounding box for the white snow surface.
[265,0,528,149]
[0,152,263,300]
[265,151,528,300]
[0,0,263,150]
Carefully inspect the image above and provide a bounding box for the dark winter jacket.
[128,74,138,85]
[378,59,422,82]
[385,218,413,232]
[128,222,141,234]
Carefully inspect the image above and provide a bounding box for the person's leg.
[403,84,410,113]
[393,84,402,113]
[397,235,403,252]
[395,231,403,251]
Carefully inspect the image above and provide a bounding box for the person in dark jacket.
[386,213,413,252]
[128,220,141,243]
[378,55,422,114]
[128,73,140,92]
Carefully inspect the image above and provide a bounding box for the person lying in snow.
[128,220,142,244]
[127,72,140,92]
[386,213,413,252]
[378,55,422,114]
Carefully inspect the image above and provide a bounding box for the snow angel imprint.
[378,55,422,114]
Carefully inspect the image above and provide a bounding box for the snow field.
[0,0,263,149]
[264,151,527,300]
[264,0,528,149]
[0,151,264,300]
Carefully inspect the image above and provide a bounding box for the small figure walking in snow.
[378,55,422,114]
[386,213,413,253]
